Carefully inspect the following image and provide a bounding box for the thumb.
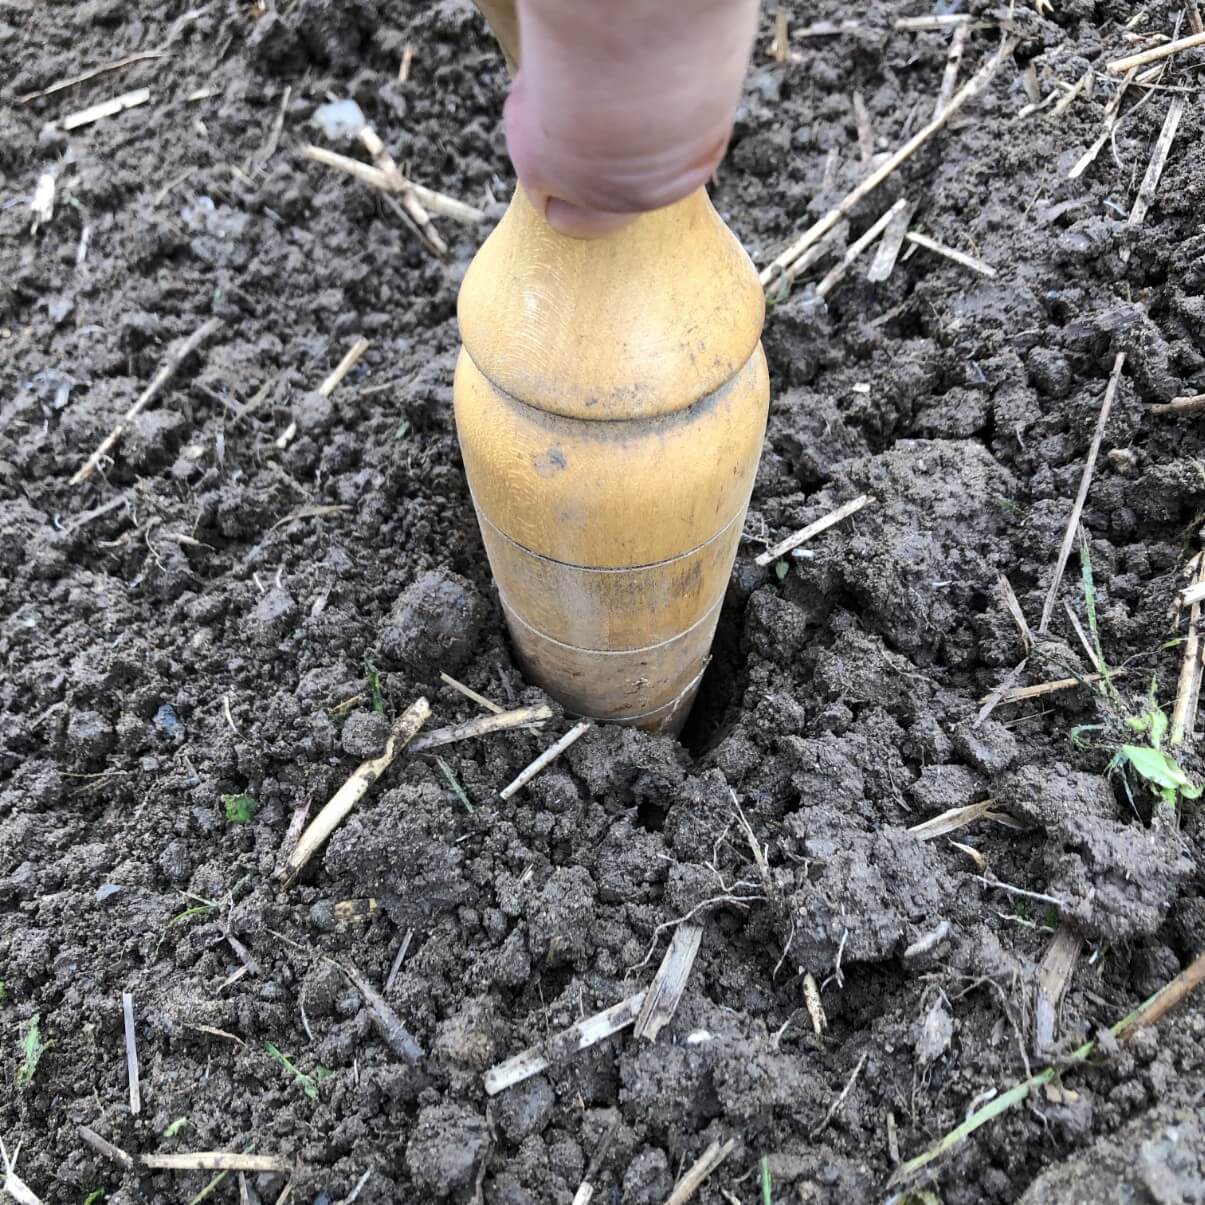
[503,0,760,239]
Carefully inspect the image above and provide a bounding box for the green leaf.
[760,1155,772,1205]
[17,1014,48,1089]
[774,561,789,581]
[366,666,384,714]
[222,793,258,824]
[264,1041,320,1099]
[163,1117,189,1138]
[84,1191,105,1205]
[1120,744,1192,792]
[1148,706,1169,750]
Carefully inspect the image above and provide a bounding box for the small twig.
[755,494,871,567]
[769,6,789,61]
[337,960,423,1063]
[439,671,504,714]
[891,950,1205,1182]
[275,337,369,449]
[934,23,970,115]
[813,1051,868,1137]
[399,43,414,81]
[1068,68,1137,179]
[189,1023,247,1047]
[336,1168,373,1205]
[761,38,1016,286]
[895,13,977,29]
[407,704,552,754]
[0,1140,42,1205]
[280,698,430,881]
[384,928,414,995]
[634,922,704,1041]
[1120,95,1185,264]
[974,875,1066,908]
[61,87,151,130]
[979,671,1121,705]
[122,992,141,1116]
[498,722,591,801]
[812,200,909,297]
[1049,68,1093,118]
[852,91,875,162]
[79,1126,134,1169]
[904,231,997,277]
[1153,392,1205,415]
[71,316,223,484]
[360,126,446,257]
[302,146,485,224]
[1107,28,1205,72]
[1124,949,1205,1034]
[1038,353,1126,634]
[484,992,645,1095]
[663,1139,737,1205]
[18,50,168,103]
[1170,548,1205,747]
[144,1153,293,1173]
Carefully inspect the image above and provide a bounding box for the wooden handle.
[474,0,520,71]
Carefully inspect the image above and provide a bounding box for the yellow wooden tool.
[456,0,769,733]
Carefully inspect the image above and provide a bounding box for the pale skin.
[502,0,761,238]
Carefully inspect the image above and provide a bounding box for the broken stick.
[498,721,591,801]
[1038,352,1126,633]
[904,231,997,278]
[760,39,1016,286]
[71,316,223,484]
[755,494,871,567]
[813,200,909,298]
[280,697,430,881]
[1170,546,1205,747]
[143,1153,292,1173]
[484,992,645,1095]
[302,146,485,224]
[122,992,141,1115]
[337,960,423,1063]
[1120,96,1185,265]
[61,87,150,130]
[1152,393,1205,416]
[664,1139,737,1205]
[1107,28,1205,72]
[276,336,370,449]
[407,703,553,754]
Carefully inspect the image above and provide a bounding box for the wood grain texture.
[458,187,766,421]
[455,180,768,730]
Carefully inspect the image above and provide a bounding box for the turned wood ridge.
[456,0,769,732]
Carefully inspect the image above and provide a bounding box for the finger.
[504,0,759,234]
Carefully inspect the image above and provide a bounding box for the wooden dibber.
[456,1,769,733]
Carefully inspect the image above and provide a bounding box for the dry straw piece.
[280,697,430,881]
[760,38,1017,287]
[70,317,223,484]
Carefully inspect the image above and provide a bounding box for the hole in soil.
[635,800,668,831]
[679,585,751,757]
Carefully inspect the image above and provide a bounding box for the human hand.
[502,0,761,238]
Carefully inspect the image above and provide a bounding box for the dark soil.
[3,1,1205,1202]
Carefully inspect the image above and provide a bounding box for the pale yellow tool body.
[456,0,769,732]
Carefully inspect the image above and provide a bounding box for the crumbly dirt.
[2,1,1205,1202]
